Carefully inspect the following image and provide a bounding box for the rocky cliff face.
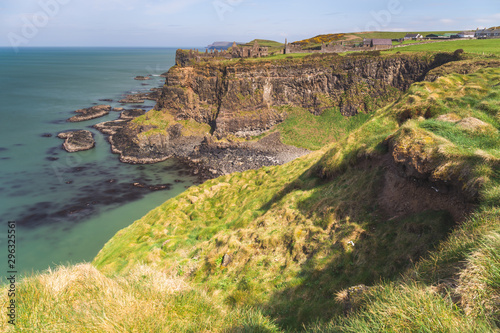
[156,53,444,137]
[104,52,459,177]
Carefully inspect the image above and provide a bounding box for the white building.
[404,33,423,40]
[457,31,475,38]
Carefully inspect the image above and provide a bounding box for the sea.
[0,47,198,278]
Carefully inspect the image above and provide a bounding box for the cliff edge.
[99,52,461,177]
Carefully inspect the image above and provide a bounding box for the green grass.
[386,39,500,56]
[3,61,500,332]
[92,67,500,330]
[310,283,495,332]
[351,31,460,40]
[393,39,425,45]
[0,264,282,332]
[243,39,284,54]
[271,106,371,150]
[419,119,500,152]
[132,109,211,137]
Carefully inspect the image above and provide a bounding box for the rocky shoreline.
[94,116,309,179]
[56,69,314,182]
[90,107,309,180]
[67,105,111,122]
[178,133,310,179]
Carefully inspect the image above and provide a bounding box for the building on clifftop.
[231,40,269,58]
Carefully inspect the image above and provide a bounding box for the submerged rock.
[57,130,95,152]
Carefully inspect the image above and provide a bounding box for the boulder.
[457,117,495,133]
[57,130,95,152]
[221,254,232,267]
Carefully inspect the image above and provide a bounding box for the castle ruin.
[176,41,269,67]
[284,38,393,54]
[176,38,394,67]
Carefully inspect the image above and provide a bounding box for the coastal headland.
[4,34,500,332]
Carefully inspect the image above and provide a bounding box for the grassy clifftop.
[2,64,499,332]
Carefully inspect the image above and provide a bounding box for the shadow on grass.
[266,210,455,330]
[249,164,458,330]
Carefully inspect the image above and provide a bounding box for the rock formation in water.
[67,105,111,122]
[57,130,96,152]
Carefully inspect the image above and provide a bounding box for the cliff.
[158,53,441,137]
[5,60,500,332]
[102,52,461,176]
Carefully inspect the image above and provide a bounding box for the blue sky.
[0,0,499,47]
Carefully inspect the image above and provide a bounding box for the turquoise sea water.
[0,47,197,277]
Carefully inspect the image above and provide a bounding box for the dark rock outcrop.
[109,124,204,164]
[120,109,146,120]
[134,76,151,80]
[93,119,130,135]
[156,54,444,137]
[57,130,95,152]
[181,133,309,178]
[119,96,145,104]
[67,105,111,122]
[98,53,460,178]
[118,89,161,104]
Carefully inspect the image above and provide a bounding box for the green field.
[350,31,460,40]
[386,38,500,56]
[242,39,284,54]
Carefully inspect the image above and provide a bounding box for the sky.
[0,0,499,48]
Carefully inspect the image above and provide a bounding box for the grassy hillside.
[291,31,461,49]
[2,61,499,332]
[270,107,371,150]
[242,39,284,54]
